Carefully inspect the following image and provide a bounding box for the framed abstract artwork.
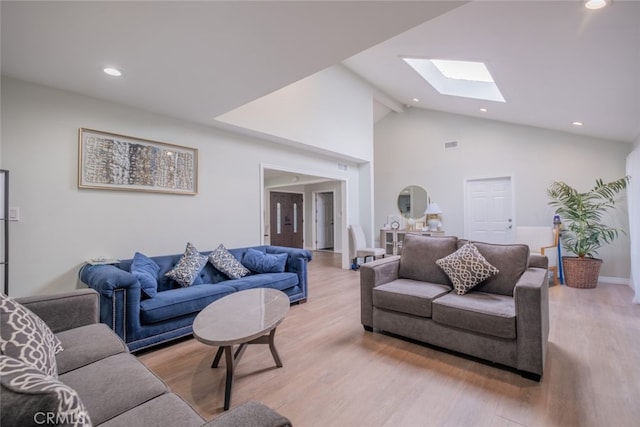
[78,128,197,195]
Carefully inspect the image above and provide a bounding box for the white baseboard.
[598,276,630,285]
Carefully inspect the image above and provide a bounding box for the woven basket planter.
[562,256,602,289]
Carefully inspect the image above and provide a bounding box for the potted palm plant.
[547,176,630,288]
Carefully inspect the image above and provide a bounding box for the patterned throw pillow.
[131,252,160,298]
[209,244,250,279]
[165,242,208,287]
[0,293,63,378]
[0,355,92,427]
[436,242,499,295]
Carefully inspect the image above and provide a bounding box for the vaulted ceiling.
[2,1,639,144]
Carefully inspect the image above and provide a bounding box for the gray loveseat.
[360,234,549,380]
[1,289,292,427]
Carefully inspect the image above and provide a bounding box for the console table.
[380,229,446,255]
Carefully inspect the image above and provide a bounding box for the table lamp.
[424,203,443,231]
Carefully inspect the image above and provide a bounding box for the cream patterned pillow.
[0,293,63,378]
[436,242,499,295]
[165,242,208,287]
[209,244,250,279]
[0,355,92,427]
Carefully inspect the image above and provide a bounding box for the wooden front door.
[270,192,303,248]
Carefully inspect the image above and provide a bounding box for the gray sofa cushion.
[55,323,128,375]
[458,240,530,296]
[432,291,516,339]
[59,353,168,425]
[99,393,204,427]
[373,279,451,318]
[398,235,458,285]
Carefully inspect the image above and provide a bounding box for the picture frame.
[78,128,198,195]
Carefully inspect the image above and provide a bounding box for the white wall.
[215,65,374,163]
[628,137,640,301]
[1,77,364,297]
[375,108,633,279]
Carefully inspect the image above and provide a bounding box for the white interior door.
[465,177,514,243]
[315,192,334,250]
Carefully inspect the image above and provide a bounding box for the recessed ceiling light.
[480,108,488,112]
[412,98,420,103]
[403,57,505,103]
[585,0,607,10]
[103,67,122,77]
[572,121,584,126]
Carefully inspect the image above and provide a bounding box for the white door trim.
[312,190,336,251]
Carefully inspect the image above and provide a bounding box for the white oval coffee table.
[192,288,290,410]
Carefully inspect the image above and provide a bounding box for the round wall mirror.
[397,185,429,219]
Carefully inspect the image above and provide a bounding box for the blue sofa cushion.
[208,244,250,279]
[131,252,160,298]
[165,243,208,287]
[140,284,236,324]
[226,272,298,292]
[242,248,288,273]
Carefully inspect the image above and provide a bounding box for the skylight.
[403,58,505,103]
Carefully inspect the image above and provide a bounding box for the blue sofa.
[80,245,312,352]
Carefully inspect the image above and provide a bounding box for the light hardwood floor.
[138,251,640,426]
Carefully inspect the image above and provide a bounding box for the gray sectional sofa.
[360,234,549,380]
[1,289,292,427]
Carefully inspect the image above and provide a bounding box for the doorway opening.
[261,164,350,269]
[314,191,335,251]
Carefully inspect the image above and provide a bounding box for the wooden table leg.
[211,346,224,368]
[223,346,234,410]
[268,328,283,367]
[211,328,282,410]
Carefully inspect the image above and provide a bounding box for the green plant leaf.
[547,177,629,258]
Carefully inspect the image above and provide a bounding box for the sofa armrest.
[16,289,99,333]
[79,264,139,296]
[79,264,142,342]
[528,254,549,269]
[359,256,401,328]
[267,246,312,302]
[514,267,549,377]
